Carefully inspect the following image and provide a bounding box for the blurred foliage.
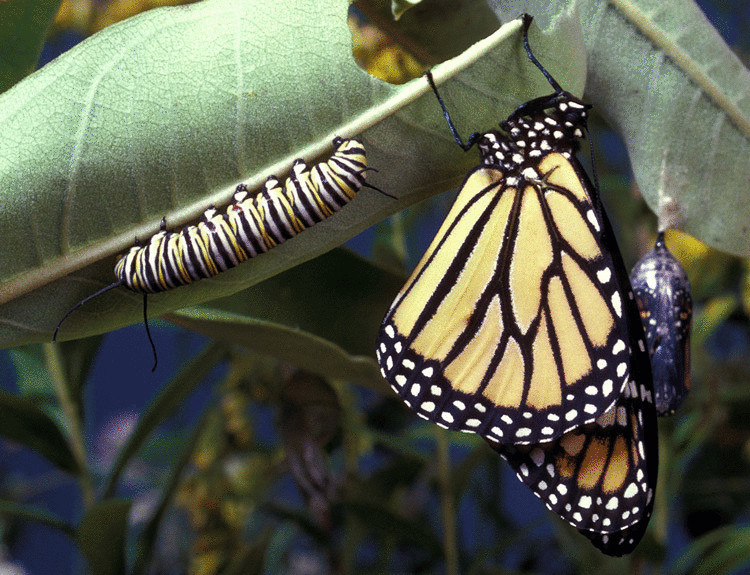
[350,16,425,84]
[0,1,749,575]
[53,0,201,35]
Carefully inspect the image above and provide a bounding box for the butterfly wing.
[486,162,658,555]
[377,152,635,446]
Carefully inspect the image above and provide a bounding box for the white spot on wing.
[587,210,600,232]
[612,292,623,317]
[597,268,611,283]
[624,483,639,499]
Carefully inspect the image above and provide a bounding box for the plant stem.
[436,427,458,575]
[44,342,95,508]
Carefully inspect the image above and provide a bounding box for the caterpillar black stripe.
[53,137,379,369]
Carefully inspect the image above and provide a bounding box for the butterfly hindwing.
[487,373,656,555]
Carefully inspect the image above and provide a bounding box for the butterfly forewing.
[378,153,633,445]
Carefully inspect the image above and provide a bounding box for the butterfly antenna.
[521,14,564,94]
[53,280,125,343]
[142,293,158,372]
[425,70,480,151]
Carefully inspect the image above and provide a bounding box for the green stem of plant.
[436,427,458,575]
[653,430,669,549]
[44,342,95,508]
[390,211,408,265]
[330,379,359,575]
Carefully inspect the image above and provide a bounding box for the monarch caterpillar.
[376,15,657,555]
[630,231,692,415]
[54,137,380,369]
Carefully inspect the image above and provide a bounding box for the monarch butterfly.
[54,137,380,369]
[630,231,692,415]
[376,14,657,555]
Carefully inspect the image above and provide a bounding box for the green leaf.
[76,499,131,575]
[171,307,384,392]
[168,248,402,389]
[8,336,104,428]
[671,525,750,575]
[0,0,62,92]
[0,388,79,474]
[7,344,56,398]
[58,333,105,412]
[0,1,583,348]
[689,527,750,575]
[103,342,226,497]
[579,0,750,256]
[0,499,75,538]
